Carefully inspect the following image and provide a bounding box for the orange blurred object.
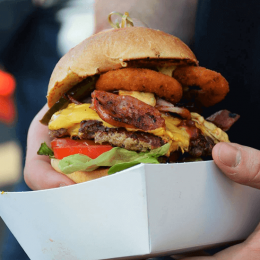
[0,96,16,124]
[0,70,16,96]
[0,70,16,124]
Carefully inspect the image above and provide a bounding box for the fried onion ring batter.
[96,68,183,104]
[173,66,229,107]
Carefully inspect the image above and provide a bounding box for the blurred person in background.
[0,0,94,259]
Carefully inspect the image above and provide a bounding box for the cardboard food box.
[1,161,260,259]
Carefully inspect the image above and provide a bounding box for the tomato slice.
[51,138,113,160]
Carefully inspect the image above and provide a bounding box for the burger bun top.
[47,27,198,107]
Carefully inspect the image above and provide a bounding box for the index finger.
[24,104,75,190]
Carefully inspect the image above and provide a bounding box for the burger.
[38,25,239,183]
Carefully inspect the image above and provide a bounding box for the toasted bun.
[51,158,109,183]
[47,27,198,107]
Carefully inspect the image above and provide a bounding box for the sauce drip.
[178,120,200,140]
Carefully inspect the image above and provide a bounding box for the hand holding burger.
[24,104,75,190]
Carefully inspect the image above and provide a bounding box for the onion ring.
[173,66,229,107]
[96,68,183,104]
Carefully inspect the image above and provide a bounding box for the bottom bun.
[51,158,109,183]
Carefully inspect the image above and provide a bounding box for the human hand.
[173,142,260,260]
[24,104,75,190]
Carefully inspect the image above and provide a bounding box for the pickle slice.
[40,76,98,125]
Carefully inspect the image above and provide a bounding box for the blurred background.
[0,0,95,257]
[0,0,95,187]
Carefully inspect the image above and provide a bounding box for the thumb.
[212,142,260,189]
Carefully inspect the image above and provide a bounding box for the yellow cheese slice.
[118,90,156,106]
[49,103,115,130]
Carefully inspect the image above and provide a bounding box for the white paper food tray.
[1,161,260,260]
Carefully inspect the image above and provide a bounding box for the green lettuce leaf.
[37,142,54,158]
[59,143,170,175]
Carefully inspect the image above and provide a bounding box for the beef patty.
[49,120,166,152]
[49,120,215,156]
[189,134,215,157]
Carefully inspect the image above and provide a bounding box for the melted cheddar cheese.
[161,114,190,153]
[191,113,229,143]
[118,90,156,106]
[49,103,228,155]
[158,66,177,77]
[49,103,115,130]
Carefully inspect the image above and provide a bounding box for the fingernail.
[59,183,67,187]
[218,143,241,167]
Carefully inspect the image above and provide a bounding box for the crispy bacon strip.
[206,110,240,131]
[155,98,191,119]
[91,90,165,131]
[66,94,82,105]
